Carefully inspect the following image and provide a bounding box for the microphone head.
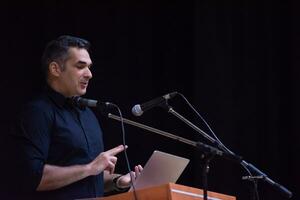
[132,104,143,116]
[83,98,98,107]
[163,91,178,100]
[71,96,98,107]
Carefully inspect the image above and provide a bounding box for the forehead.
[66,47,92,65]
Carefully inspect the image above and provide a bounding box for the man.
[12,35,142,199]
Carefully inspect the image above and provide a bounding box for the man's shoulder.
[27,93,52,108]
[14,94,55,126]
[22,93,54,115]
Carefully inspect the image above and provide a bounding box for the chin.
[78,90,87,96]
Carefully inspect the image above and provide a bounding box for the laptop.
[129,150,190,191]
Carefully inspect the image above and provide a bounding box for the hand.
[116,165,143,188]
[87,145,127,176]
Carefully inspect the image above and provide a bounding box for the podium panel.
[169,183,235,200]
[87,183,236,200]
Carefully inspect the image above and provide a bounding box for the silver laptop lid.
[129,150,190,191]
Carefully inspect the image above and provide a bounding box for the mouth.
[80,81,88,88]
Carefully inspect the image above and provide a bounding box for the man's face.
[57,47,93,97]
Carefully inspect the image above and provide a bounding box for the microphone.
[131,92,178,116]
[71,96,112,108]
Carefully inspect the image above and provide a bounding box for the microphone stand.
[166,105,239,200]
[107,113,237,200]
[108,113,198,147]
[165,105,292,199]
[108,113,240,163]
[108,103,292,199]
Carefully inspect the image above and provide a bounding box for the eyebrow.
[77,61,93,66]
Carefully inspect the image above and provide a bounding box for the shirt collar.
[45,86,87,110]
[46,86,68,109]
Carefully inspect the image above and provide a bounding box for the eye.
[76,65,85,69]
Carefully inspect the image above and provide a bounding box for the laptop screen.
[129,150,190,191]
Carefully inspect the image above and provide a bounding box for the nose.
[85,67,93,79]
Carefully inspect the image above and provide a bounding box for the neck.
[47,79,71,97]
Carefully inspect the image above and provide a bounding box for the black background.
[0,1,299,199]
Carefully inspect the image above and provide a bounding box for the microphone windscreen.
[132,105,143,116]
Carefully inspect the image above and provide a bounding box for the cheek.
[63,74,78,89]
[69,72,81,83]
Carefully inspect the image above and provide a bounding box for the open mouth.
[80,82,88,87]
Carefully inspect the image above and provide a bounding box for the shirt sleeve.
[14,104,53,192]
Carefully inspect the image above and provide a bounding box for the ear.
[49,62,62,77]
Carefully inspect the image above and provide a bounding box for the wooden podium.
[89,183,236,200]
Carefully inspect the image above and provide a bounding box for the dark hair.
[41,35,91,78]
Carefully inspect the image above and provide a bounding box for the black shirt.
[12,88,104,199]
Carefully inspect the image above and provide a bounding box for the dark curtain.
[0,1,298,199]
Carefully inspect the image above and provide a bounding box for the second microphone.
[131,92,178,116]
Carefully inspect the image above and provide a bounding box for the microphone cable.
[176,92,259,200]
[109,103,139,200]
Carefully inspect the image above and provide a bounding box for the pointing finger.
[105,145,128,156]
